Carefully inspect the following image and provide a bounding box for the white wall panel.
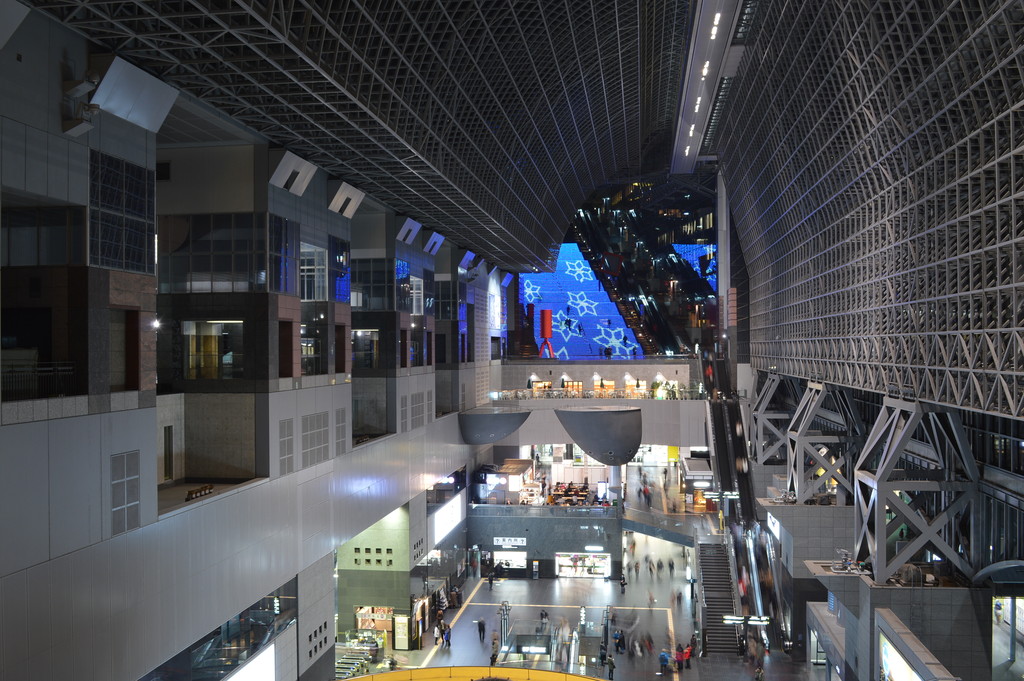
[24,124,47,196]
[67,140,88,205]
[0,572,28,678]
[47,415,102,560]
[46,133,69,201]
[0,421,50,576]
[1,117,26,190]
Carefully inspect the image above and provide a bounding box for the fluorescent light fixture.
[585,545,604,552]
[692,480,711,488]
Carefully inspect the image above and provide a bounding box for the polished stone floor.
[382,464,827,681]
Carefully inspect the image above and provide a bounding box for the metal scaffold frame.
[28,0,693,273]
[751,372,792,464]
[854,397,979,584]
[786,381,864,504]
[720,1,1024,419]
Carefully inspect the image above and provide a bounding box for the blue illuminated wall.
[519,243,643,359]
[672,243,717,292]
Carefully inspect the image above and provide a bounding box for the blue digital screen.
[519,243,643,359]
[672,243,717,292]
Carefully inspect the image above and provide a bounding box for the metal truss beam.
[751,372,792,464]
[854,397,979,584]
[28,0,692,273]
[786,382,864,504]
[720,1,1024,419]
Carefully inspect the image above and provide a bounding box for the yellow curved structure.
[360,667,601,681]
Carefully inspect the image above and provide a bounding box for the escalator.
[703,353,789,655]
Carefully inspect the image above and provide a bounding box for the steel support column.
[786,382,864,504]
[854,397,979,584]
[751,372,792,464]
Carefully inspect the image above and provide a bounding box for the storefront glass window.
[183,320,244,379]
[554,552,611,578]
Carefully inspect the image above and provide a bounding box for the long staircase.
[698,542,738,655]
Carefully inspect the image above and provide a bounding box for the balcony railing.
[468,503,619,518]
[492,387,705,401]
[1,362,84,401]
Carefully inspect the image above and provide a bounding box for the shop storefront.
[554,552,612,578]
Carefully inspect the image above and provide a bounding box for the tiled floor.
[380,465,827,681]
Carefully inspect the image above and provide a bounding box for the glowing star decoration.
[565,259,594,282]
[567,291,599,316]
[523,279,542,303]
[594,326,637,357]
[552,310,576,342]
[518,242,643,360]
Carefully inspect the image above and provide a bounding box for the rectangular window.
[163,425,174,481]
[301,411,330,468]
[335,325,347,373]
[352,329,380,369]
[111,450,140,535]
[335,407,347,456]
[279,321,294,378]
[328,236,350,302]
[300,243,327,301]
[89,150,155,274]
[183,320,244,379]
[279,419,294,475]
[410,392,424,430]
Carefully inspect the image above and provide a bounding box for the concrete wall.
[0,404,478,679]
[825,578,992,681]
[761,502,855,579]
[157,145,261,214]
[493,398,706,450]
[297,553,338,679]
[467,509,621,578]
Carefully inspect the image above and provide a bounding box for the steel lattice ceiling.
[28,0,692,272]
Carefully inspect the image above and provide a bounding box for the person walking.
[606,654,616,680]
[675,644,685,672]
[490,632,500,665]
[683,643,692,668]
[443,624,452,648]
[599,641,608,667]
[433,623,441,646]
[658,649,671,675]
[620,574,627,593]
[478,619,486,641]
[488,571,494,590]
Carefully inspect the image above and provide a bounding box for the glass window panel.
[123,163,148,218]
[124,219,147,272]
[38,222,65,265]
[234,213,254,251]
[211,214,232,252]
[190,215,212,251]
[69,208,85,264]
[99,154,124,213]
[7,225,36,265]
[98,213,124,269]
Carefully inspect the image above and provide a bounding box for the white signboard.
[494,537,526,547]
